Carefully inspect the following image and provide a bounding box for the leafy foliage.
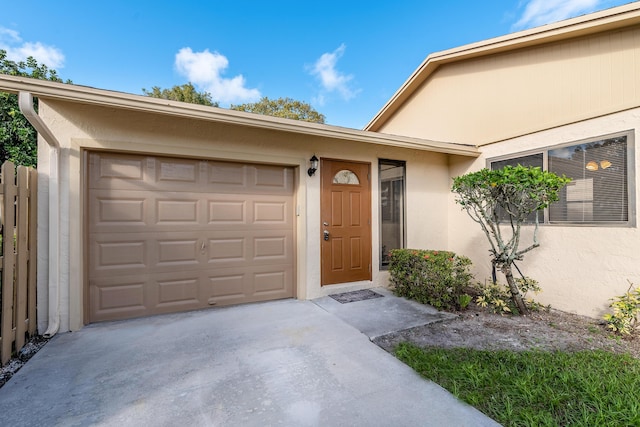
[474,278,544,314]
[396,343,640,427]
[142,83,218,107]
[231,97,325,123]
[452,165,570,314]
[603,282,640,335]
[389,249,473,311]
[0,49,70,166]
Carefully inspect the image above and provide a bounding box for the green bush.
[389,249,473,311]
[603,282,640,335]
[473,277,545,315]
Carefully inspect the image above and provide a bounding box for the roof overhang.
[0,75,479,157]
[365,2,640,132]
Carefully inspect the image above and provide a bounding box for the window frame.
[486,130,636,227]
[379,159,407,269]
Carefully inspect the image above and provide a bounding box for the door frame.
[320,158,372,285]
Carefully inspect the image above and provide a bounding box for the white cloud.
[309,44,359,104]
[0,27,65,68]
[513,0,601,30]
[174,47,260,105]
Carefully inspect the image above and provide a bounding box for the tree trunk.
[503,265,529,315]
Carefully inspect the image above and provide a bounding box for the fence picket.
[15,166,29,351]
[1,162,17,366]
[0,162,37,367]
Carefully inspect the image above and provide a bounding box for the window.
[333,169,360,184]
[489,132,633,226]
[379,160,406,268]
[490,153,543,224]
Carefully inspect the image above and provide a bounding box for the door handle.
[323,230,330,241]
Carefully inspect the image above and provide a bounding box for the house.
[0,78,476,333]
[366,2,640,319]
[1,3,639,334]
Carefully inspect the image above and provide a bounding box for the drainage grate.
[329,289,384,304]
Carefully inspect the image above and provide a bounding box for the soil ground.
[374,304,640,359]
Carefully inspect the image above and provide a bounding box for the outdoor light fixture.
[308,155,319,176]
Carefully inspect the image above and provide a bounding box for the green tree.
[452,165,570,314]
[142,83,218,107]
[0,49,69,167]
[231,97,325,123]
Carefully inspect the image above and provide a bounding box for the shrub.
[603,282,640,335]
[389,249,473,311]
[473,277,544,315]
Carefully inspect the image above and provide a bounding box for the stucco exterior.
[368,3,640,318]
[449,108,640,318]
[12,85,473,332]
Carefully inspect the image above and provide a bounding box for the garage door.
[87,152,295,323]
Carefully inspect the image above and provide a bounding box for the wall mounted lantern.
[308,155,319,176]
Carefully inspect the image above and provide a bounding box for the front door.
[320,159,371,285]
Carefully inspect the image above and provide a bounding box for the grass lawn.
[395,343,640,426]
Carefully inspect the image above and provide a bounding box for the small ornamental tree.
[452,165,570,314]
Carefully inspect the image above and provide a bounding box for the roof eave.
[0,75,479,157]
[365,2,640,132]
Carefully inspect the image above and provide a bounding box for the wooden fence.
[0,161,37,366]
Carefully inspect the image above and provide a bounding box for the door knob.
[323,230,330,241]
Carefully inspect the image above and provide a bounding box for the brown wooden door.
[321,159,371,285]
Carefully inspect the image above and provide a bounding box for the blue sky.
[1,0,635,129]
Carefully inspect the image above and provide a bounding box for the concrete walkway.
[0,290,499,426]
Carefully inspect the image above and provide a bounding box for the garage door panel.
[95,240,147,271]
[254,270,289,295]
[206,230,293,267]
[253,164,293,192]
[90,232,292,276]
[90,278,149,322]
[207,162,294,195]
[157,239,200,266]
[156,157,200,184]
[156,199,200,224]
[88,152,295,323]
[207,273,247,303]
[253,201,289,224]
[157,277,200,308]
[207,237,246,263]
[93,192,297,231]
[208,200,247,224]
[207,265,293,306]
[94,197,147,225]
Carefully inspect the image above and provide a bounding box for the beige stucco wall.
[36,100,453,332]
[378,24,640,146]
[448,108,640,318]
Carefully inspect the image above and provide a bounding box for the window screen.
[488,132,631,226]
[549,136,627,224]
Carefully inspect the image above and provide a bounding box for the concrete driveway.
[0,290,499,426]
